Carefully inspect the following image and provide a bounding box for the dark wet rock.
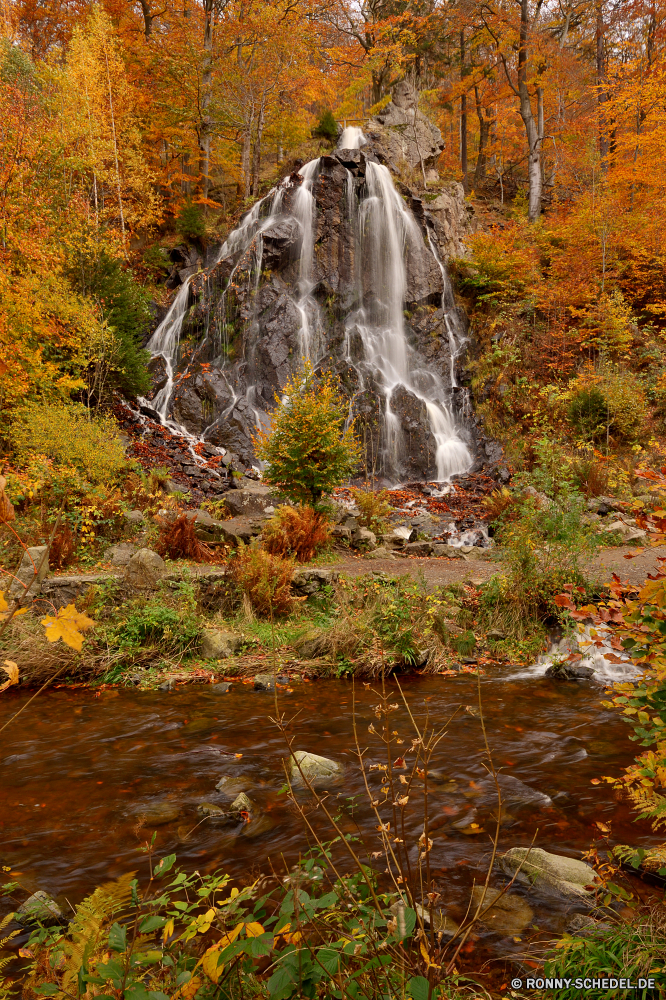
[138,801,181,826]
[201,630,244,659]
[499,847,596,901]
[545,661,595,681]
[262,219,300,270]
[17,891,63,925]
[230,792,254,815]
[211,681,232,693]
[215,775,247,795]
[290,750,343,788]
[254,673,276,691]
[125,548,166,589]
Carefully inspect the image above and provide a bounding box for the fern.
[0,913,19,1000]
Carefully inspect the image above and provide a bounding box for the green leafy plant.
[175,199,205,241]
[312,108,338,141]
[568,387,609,442]
[349,487,392,535]
[254,360,361,508]
[110,598,201,655]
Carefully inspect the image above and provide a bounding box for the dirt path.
[321,544,666,589]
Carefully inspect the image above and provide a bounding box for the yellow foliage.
[0,660,18,692]
[40,604,95,652]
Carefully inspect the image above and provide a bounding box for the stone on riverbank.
[125,548,166,589]
[290,750,343,787]
[201,630,243,659]
[9,545,49,598]
[499,847,596,900]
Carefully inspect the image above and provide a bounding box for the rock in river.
[470,886,534,935]
[138,801,181,826]
[499,847,596,901]
[290,750,343,788]
[17,891,63,925]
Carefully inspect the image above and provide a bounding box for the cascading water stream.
[139,128,473,481]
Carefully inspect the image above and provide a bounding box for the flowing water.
[1,669,660,957]
[139,130,472,482]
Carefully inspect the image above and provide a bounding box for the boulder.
[9,545,49,598]
[254,673,276,691]
[367,80,444,172]
[125,509,146,526]
[230,792,254,815]
[351,527,376,550]
[470,887,534,936]
[432,543,464,558]
[224,485,276,518]
[405,541,433,556]
[499,847,596,901]
[16,891,63,925]
[290,750,343,788]
[392,525,417,543]
[201,630,244,659]
[331,525,352,542]
[426,183,473,259]
[545,660,595,680]
[105,542,136,566]
[217,517,262,547]
[291,568,338,596]
[124,548,166,589]
[365,546,395,560]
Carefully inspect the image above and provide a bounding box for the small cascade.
[139,127,474,482]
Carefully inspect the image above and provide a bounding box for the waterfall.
[139,128,473,482]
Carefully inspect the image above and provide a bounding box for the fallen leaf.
[40,604,95,652]
[234,753,243,759]
[590,778,601,785]
[0,660,18,693]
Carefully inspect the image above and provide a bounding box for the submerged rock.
[197,802,235,824]
[289,750,343,788]
[499,847,596,901]
[215,775,247,795]
[138,801,181,826]
[471,886,534,936]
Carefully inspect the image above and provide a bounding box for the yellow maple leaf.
[41,604,95,652]
[0,660,18,693]
[0,591,26,621]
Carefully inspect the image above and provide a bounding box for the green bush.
[312,109,338,141]
[568,387,609,442]
[175,199,205,241]
[10,402,127,484]
[111,599,201,654]
[68,248,151,397]
[255,360,360,508]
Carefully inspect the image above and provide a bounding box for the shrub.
[262,504,331,562]
[155,512,218,563]
[571,455,610,497]
[112,599,201,654]
[312,108,338,141]
[598,365,648,441]
[254,360,360,508]
[10,402,127,484]
[175,199,205,241]
[349,487,392,534]
[229,546,295,616]
[68,248,151,397]
[568,387,609,442]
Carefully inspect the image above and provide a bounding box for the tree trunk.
[252,95,265,196]
[517,0,542,221]
[241,123,252,200]
[139,0,153,39]
[473,86,491,187]
[199,0,214,204]
[460,30,468,193]
[596,2,610,166]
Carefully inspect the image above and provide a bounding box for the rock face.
[499,847,596,901]
[9,545,49,598]
[143,86,475,483]
[364,80,444,172]
[125,549,167,589]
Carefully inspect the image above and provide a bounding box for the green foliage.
[142,245,170,279]
[10,402,127,484]
[109,597,201,657]
[543,917,666,1000]
[255,360,361,508]
[349,487,392,534]
[68,247,152,397]
[175,200,205,241]
[312,109,338,141]
[568,387,609,442]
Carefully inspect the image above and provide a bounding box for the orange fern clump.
[156,513,220,563]
[262,504,331,563]
[229,546,295,616]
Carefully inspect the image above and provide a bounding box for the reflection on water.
[0,672,660,945]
